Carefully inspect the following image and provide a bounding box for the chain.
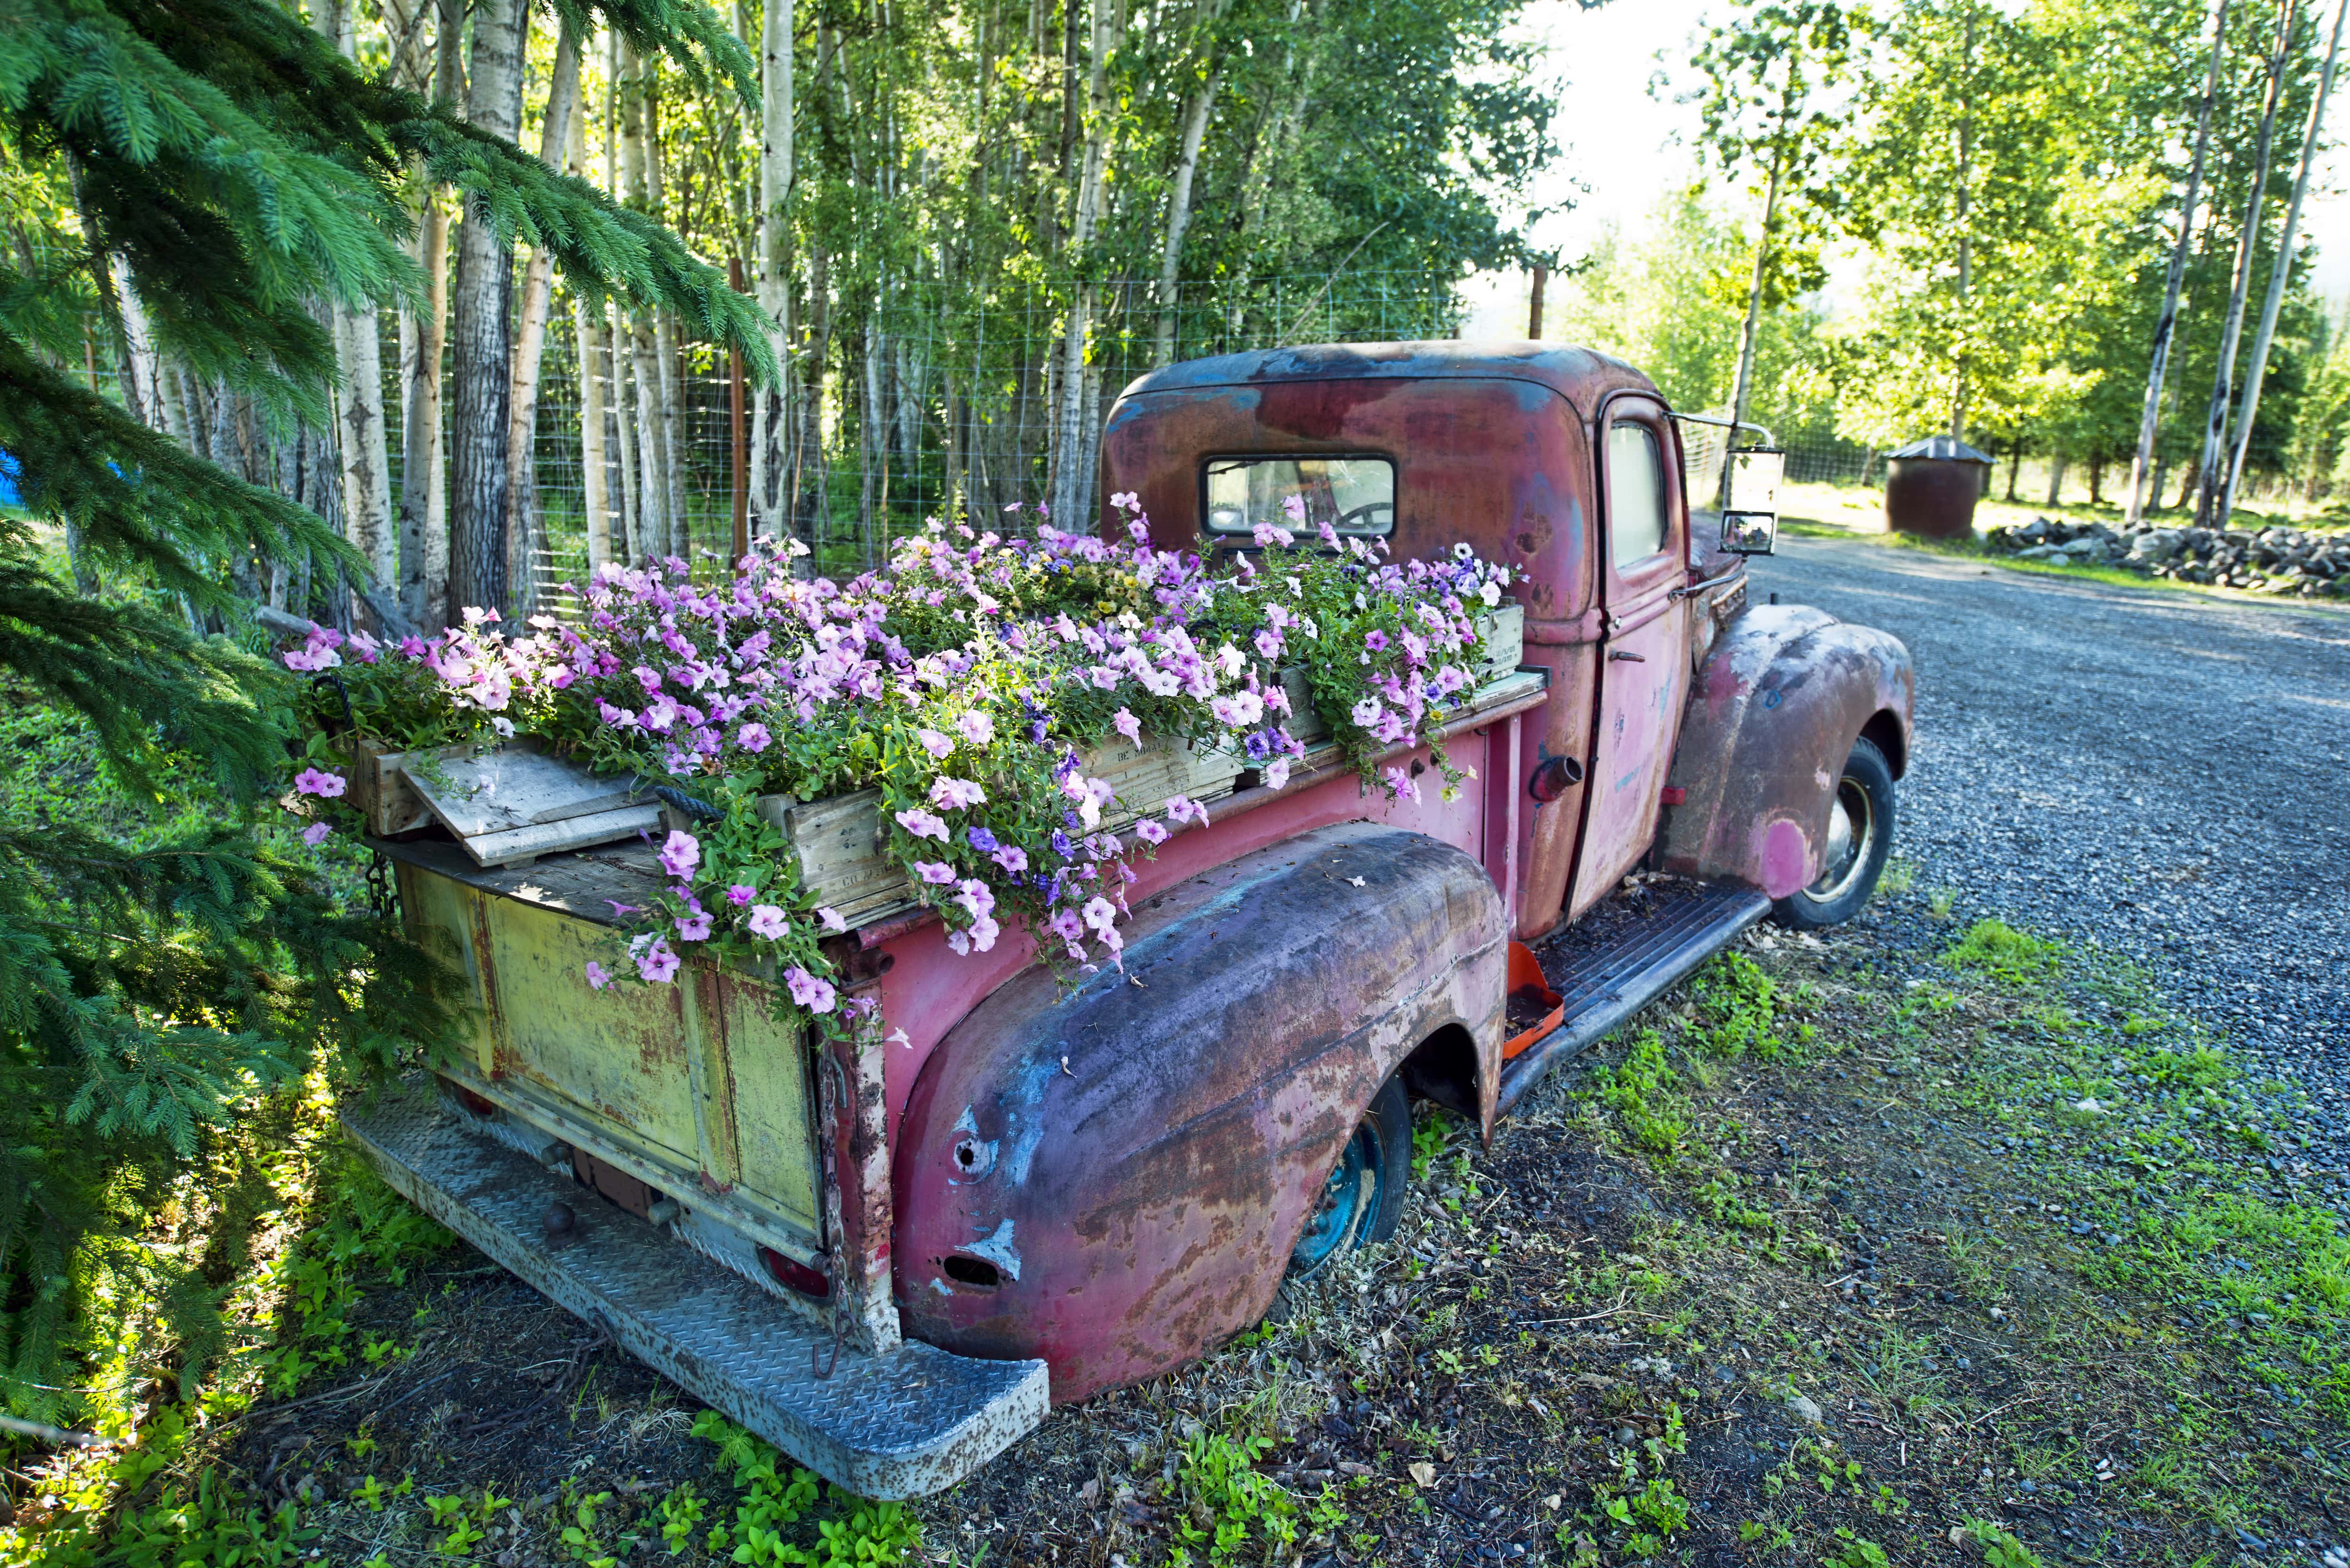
[366,847,396,922]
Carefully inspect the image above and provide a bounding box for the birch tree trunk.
[617,41,673,559]
[2125,0,2231,526]
[640,62,689,560]
[568,103,611,576]
[449,0,530,620]
[1152,59,1222,367]
[1050,0,1115,523]
[313,0,395,590]
[750,0,796,539]
[504,21,583,616]
[2225,0,2349,521]
[396,0,459,627]
[2193,0,2298,528]
[1728,142,1786,437]
[609,304,642,561]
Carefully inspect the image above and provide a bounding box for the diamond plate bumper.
[341,1077,1049,1499]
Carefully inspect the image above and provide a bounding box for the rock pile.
[1982,515,2350,597]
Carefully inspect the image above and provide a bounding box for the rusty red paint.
[1656,604,1915,894]
[892,823,1505,1404]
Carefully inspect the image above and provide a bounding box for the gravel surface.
[1746,538,2350,1150]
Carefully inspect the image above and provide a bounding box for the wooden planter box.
[625,604,1526,923]
[341,735,471,836]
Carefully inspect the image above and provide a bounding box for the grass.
[9,892,2343,1566]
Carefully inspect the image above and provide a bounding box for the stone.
[1786,1393,1826,1425]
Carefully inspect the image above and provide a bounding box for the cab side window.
[1606,421,1668,568]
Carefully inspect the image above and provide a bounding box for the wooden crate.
[1078,730,1247,830]
[340,735,464,836]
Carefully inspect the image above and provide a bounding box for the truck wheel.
[1288,1074,1412,1279]
[1771,736,1895,930]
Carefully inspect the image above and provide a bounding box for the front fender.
[892,821,1505,1404]
[1658,604,1914,898]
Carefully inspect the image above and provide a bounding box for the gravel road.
[1745,538,2350,1151]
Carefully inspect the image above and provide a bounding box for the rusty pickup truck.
[344,342,1913,1498]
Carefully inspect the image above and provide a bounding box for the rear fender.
[892,822,1505,1404]
[1658,605,1914,898]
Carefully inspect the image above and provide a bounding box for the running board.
[342,1077,1049,1499]
[1497,881,1772,1116]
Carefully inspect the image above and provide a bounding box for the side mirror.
[1721,448,1784,555]
[1721,512,1778,556]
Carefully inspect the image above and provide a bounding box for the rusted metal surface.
[1654,604,1915,897]
[1570,391,1694,919]
[892,822,1505,1405]
[822,960,903,1355]
[1100,343,1673,938]
[343,1077,1047,1499]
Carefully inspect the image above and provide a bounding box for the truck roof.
[1115,339,1665,415]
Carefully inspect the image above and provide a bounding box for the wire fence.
[370,271,1472,612]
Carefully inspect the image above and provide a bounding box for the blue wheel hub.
[1291,1119,1382,1275]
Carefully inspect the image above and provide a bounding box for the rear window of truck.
[1204,455,1395,538]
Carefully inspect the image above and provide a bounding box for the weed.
[1167,1399,1307,1566]
[1965,1520,2045,1567]
[1943,919,2059,984]
[1590,1030,1687,1155]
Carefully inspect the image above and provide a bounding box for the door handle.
[1607,650,1646,663]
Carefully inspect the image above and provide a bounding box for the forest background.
[6,0,2350,1468]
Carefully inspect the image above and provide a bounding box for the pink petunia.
[913,860,959,885]
[929,776,987,811]
[1081,896,1119,936]
[916,727,956,759]
[658,829,701,880]
[1384,764,1423,804]
[293,767,347,799]
[746,904,788,939]
[784,966,838,1014]
[1112,707,1143,749]
[895,806,949,842]
[1134,818,1167,845]
[637,940,682,984]
[736,722,772,752]
[726,884,756,906]
[955,710,995,745]
[816,906,848,934]
[1264,757,1292,791]
[586,961,612,991]
[300,821,332,846]
[990,844,1029,874]
[675,911,713,942]
[1163,795,1207,827]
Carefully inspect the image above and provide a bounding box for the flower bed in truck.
[287,498,1522,1014]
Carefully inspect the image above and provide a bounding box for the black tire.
[1286,1073,1412,1280]
[1770,735,1896,930]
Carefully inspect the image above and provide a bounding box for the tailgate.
[397,854,824,1254]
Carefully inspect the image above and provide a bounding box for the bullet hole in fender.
[942,1255,1002,1289]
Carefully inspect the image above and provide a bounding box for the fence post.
[729,256,748,559]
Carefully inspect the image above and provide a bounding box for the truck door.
[1568,395,1692,915]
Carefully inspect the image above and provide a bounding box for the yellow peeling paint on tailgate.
[714,973,822,1229]
[480,897,703,1163]
[398,866,495,1076]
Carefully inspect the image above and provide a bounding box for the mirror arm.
[1670,566,1745,601]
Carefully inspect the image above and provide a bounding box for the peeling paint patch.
[964,1219,1022,1282]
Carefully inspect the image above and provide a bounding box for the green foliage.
[689,1411,918,1566]
[1943,919,2060,984]
[1590,1030,1688,1156]
[1964,1520,2044,1568]
[1686,950,1798,1059]
[1166,1400,1307,1566]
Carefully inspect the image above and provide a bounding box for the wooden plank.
[461,805,665,868]
[404,745,641,839]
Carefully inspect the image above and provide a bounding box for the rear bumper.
[341,1077,1049,1499]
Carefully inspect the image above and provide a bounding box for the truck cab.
[345,342,1913,1501]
